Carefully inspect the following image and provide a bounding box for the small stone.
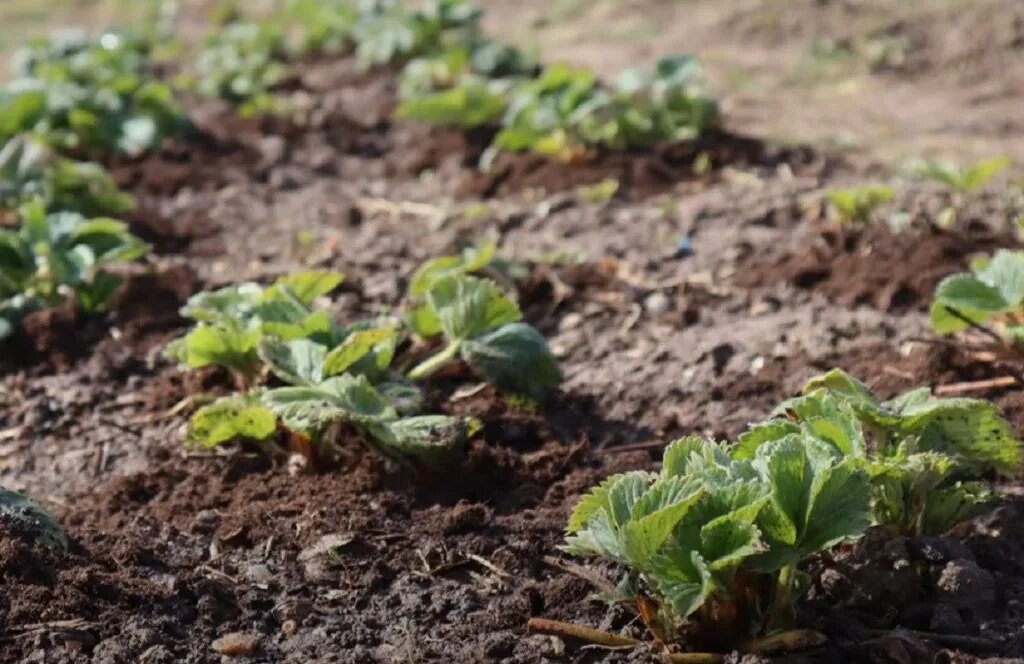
[211,632,258,656]
[644,291,670,315]
[190,508,220,532]
[299,533,355,583]
[281,620,298,637]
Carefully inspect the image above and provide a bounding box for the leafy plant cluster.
[0,136,133,219]
[183,22,291,117]
[186,0,484,111]
[908,156,1012,195]
[564,369,1019,651]
[0,199,146,339]
[170,247,559,466]
[191,0,718,159]
[397,48,719,161]
[1,29,188,157]
[0,32,156,340]
[825,184,894,225]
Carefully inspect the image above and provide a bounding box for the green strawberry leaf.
[364,414,478,465]
[323,327,396,377]
[268,270,344,305]
[259,337,327,386]
[930,274,1009,334]
[460,322,560,401]
[428,274,521,341]
[187,393,277,448]
[408,240,496,297]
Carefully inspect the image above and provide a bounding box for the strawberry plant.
[351,0,480,68]
[0,199,146,339]
[288,0,359,54]
[561,434,867,654]
[398,40,535,99]
[187,22,289,115]
[166,270,347,388]
[491,57,718,161]
[909,156,1012,194]
[738,369,1020,535]
[550,369,1019,655]
[170,270,466,462]
[406,239,496,297]
[396,38,536,127]
[397,75,510,129]
[825,185,894,225]
[0,136,133,217]
[174,248,559,465]
[1,30,188,156]
[930,249,1024,351]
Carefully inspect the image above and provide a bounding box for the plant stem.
[767,563,796,630]
[526,617,639,648]
[665,654,725,664]
[527,619,726,663]
[943,305,1005,346]
[745,629,827,654]
[408,340,461,381]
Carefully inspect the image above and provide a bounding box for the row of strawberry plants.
[188,0,719,161]
[0,28,174,336]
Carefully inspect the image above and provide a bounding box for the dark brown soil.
[3,13,1024,664]
[737,225,1020,313]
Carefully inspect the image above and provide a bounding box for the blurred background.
[5,0,1023,169]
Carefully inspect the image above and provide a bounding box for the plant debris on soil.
[4,4,1024,664]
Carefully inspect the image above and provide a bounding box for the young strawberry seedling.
[173,252,559,468]
[405,274,560,403]
[554,434,865,658]
[481,56,718,162]
[909,156,1012,194]
[930,249,1024,363]
[187,22,290,116]
[350,0,481,69]
[166,270,347,389]
[0,199,147,339]
[825,184,894,225]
